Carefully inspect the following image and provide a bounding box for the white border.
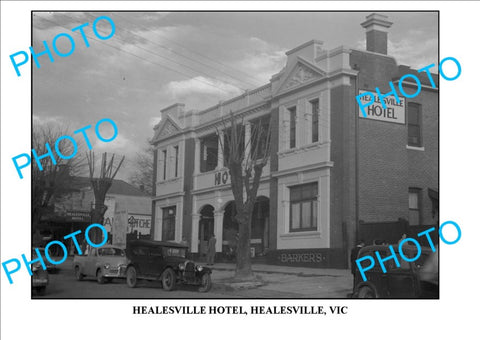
[2,1,479,339]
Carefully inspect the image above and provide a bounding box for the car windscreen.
[98,248,125,256]
[162,247,186,258]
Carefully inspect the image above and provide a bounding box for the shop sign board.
[358,90,405,124]
[127,214,151,235]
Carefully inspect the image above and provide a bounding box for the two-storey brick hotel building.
[150,13,438,268]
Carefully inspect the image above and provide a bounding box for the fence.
[358,218,439,247]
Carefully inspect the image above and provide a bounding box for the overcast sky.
[32,11,438,181]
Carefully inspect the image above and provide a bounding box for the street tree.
[32,123,86,231]
[128,142,154,195]
[86,151,125,243]
[217,112,272,279]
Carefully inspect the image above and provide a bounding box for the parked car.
[352,245,439,298]
[73,245,127,284]
[125,239,212,292]
[31,262,49,296]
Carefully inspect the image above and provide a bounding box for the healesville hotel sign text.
[358,90,405,124]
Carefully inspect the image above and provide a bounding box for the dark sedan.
[125,239,212,292]
[352,245,438,298]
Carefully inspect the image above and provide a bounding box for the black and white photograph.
[1,1,478,339]
[28,10,439,299]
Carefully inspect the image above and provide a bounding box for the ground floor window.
[290,182,318,232]
[162,206,176,240]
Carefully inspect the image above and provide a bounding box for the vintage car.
[352,245,439,298]
[73,245,127,284]
[31,262,49,296]
[125,239,212,292]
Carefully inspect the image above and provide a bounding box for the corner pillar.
[191,213,200,253]
[214,210,224,252]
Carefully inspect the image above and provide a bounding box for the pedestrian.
[350,240,365,287]
[180,236,190,258]
[397,233,407,245]
[206,234,216,265]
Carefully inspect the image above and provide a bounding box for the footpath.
[198,261,352,298]
[57,257,352,298]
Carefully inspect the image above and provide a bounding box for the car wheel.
[358,286,376,298]
[35,286,46,296]
[126,266,137,288]
[162,268,176,291]
[198,273,212,293]
[96,269,105,284]
[74,266,84,281]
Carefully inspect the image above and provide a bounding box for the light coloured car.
[73,245,127,284]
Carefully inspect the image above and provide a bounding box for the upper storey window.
[250,115,270,160]
[407,103,422,147]
[310,99,319,143]
[174,145,179,177]
[223,125,245,165]
[200,134,218,173]
[289,106,296,148]
[162,149,167,180]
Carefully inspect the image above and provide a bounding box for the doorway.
[199,205,214,257]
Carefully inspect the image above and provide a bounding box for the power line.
[34,13,334,132]
[78,12,251,92]
[35,14,241,95]
[112,12,266,88]
[106,12,263,89]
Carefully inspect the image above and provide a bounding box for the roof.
[70,177,149,197]
[127,239,187,249]
[393,65,439,87]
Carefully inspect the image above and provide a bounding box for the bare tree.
[86,151,125,243]
[128,142,154,195]
[217,112,272,279]
[32,123,86,230]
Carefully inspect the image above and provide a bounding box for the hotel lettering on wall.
[214,170,230,186]
[358,90,405,124]
[279,251,327,264]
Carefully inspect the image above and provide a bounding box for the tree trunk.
[90,203,105,244]
[235,208,253,279]
[90,187,108,244]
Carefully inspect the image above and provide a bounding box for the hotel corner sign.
[358,90,405,124]
[214,170,230,186]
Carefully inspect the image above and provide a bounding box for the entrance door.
[251,197,269,256]
[199,205,214,257]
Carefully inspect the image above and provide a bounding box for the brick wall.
[350,50,439,227]
[406,89,439,226]
[330,84,357,252]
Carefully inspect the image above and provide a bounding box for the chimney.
[360,13,393,55]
